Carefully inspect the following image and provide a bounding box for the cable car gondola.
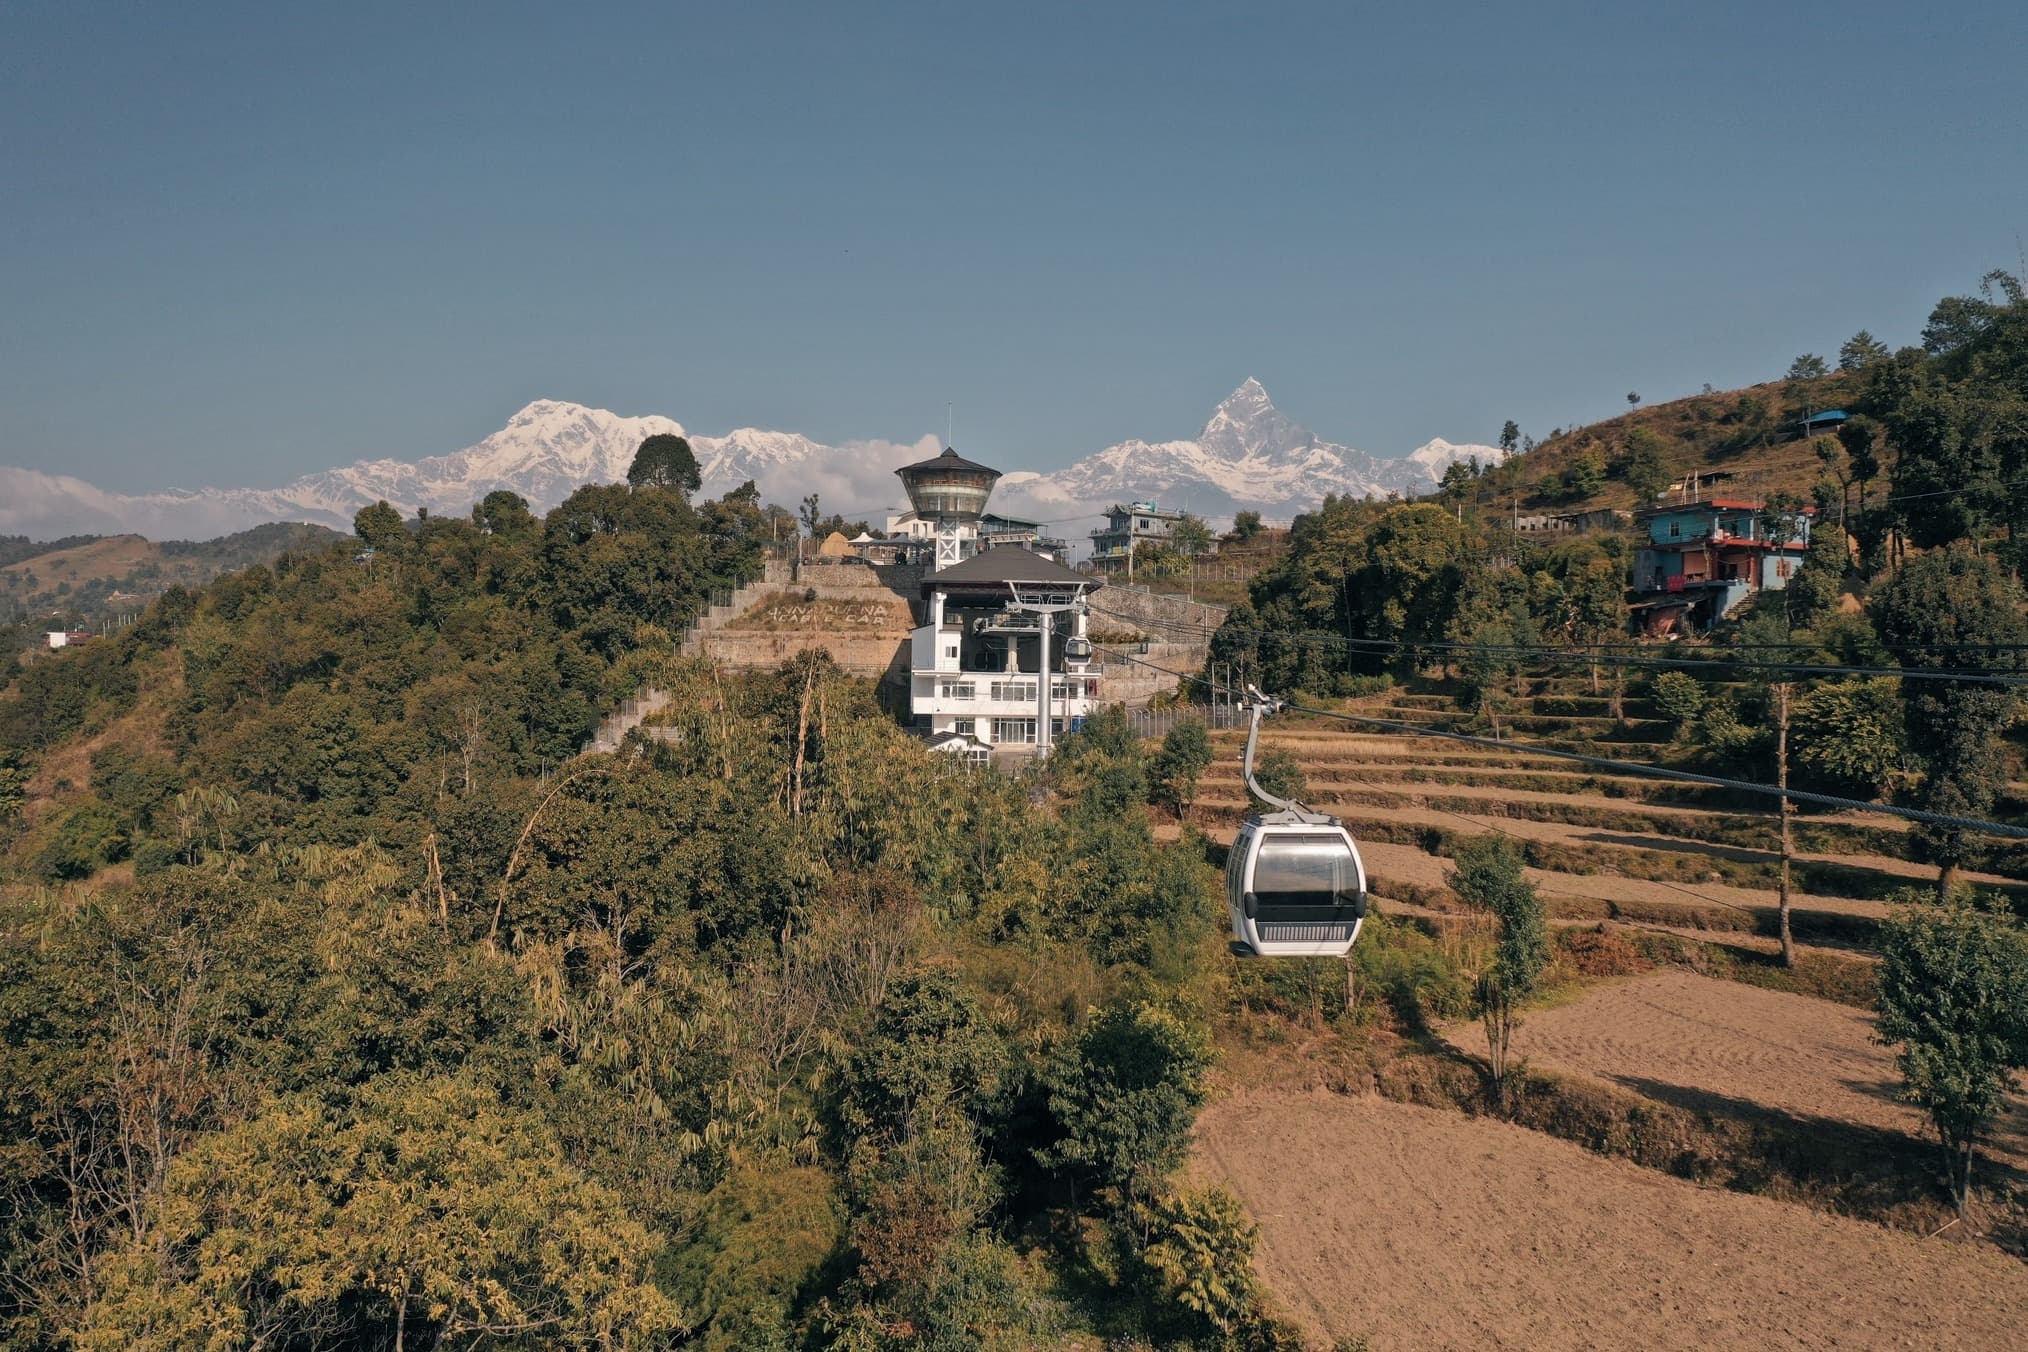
[1226,688,1367,958]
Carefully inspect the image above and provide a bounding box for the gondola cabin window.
[1251,832,1362,919]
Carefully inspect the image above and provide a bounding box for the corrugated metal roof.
[921,547,1097,594]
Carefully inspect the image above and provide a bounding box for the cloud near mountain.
[0,383,1501,542]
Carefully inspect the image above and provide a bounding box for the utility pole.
[1774,682,1796,969]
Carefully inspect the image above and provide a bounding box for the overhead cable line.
[1102,650,2028,843]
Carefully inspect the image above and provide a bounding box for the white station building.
[894,446,1101,759]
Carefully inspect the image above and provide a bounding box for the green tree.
[1230,510,1264,543]
[1562,445,1607,500]
[474,488,536,535]
[1499,420,1521,455]
[1449,835,1547,1102]
[1250,747,1306,809]
[1038,1003,1212,1214]
[1788,353,1829,380]
[673,1158,844,1351]
[1649,671,1705,734]
[1622,426,1670,504]
[1839,330,1889,372]
[76,1074,684,1349]
[351,500,408,551]
[1169,513,1215,557]
[1837,415,1882,510]
[1791,678,1903,799]
[1872,546,2028,893]
[1875,895,2028,1219]
[626,432,703,494]
[1788,523,1848,627]
[1436,459,1480,501]
[1150,718,1214,819]
[1353,503,1468,671]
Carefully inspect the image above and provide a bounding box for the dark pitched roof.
[895,446,1001,477]
[922,547,1097,594]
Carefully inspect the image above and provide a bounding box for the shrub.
[36,802,129,880]
[1137,1186,1265,1340]
[1792,678,1903,798]
[1649,671,1705,731]
[1250,748,1306,808]
[1038,1003,1211,1214]
[1557,924,1654,978]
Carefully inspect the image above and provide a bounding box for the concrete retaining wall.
[1087,584,1227,642]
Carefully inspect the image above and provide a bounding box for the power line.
[1104,650,2028,842]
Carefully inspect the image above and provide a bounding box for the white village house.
[894,446,1100,759]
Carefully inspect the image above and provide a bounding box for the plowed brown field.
[1194,1091,2028,1350]
[1441,970,2028,1179]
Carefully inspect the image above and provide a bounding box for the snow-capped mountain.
[1003,379,1503,518]
[0,383,1502,540]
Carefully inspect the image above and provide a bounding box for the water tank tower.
[895,446,1002,570]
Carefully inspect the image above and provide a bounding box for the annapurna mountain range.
[0,381,1503,539]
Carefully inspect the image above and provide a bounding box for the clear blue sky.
[4,0,2024,490]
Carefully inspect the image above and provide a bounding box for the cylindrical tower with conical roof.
[896,446,1002,570]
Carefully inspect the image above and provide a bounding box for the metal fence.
[1123,703,1243,739]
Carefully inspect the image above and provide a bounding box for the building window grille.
[941,682,975,700]
[953,718,974,736]
[990,681,1038,703]
[1669,522,1680,538]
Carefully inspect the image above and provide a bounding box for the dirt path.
[1194,1091,2028,1350]
[1440,969,2028,1181]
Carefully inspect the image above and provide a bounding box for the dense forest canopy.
[0,480,1307,1348]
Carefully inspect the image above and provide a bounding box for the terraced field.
[1178,682,2028,1339]
[1180,682,2023,946]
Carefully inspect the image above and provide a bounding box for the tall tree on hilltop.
[1840,330,1889,372]
[1871,545,2028,896]
[627,433,703,495]
[1788,354,1829,381]
[1876,275,2028,554]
